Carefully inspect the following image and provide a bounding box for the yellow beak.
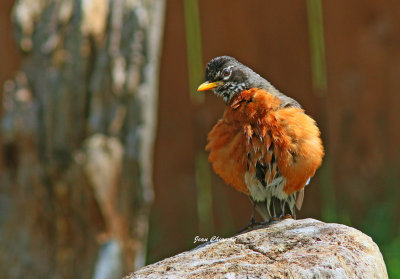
[197,81,224,91]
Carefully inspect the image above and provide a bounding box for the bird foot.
[258,215,292,226]
[247,217,260,228]
[259,217,278,226]
[237,217,261,234]
[236,215,294,235]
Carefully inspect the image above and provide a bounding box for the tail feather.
[295,188,305,210]
[254,194,297,221]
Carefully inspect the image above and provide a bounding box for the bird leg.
[247,202,260,227]
[237,203,261,234]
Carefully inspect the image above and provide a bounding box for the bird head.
[197,56,301,108]
[197,56,253,103]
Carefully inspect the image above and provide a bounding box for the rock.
[124,218,388,279]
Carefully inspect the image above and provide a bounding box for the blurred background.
[1,0,400,278]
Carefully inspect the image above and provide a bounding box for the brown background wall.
[1,0,399,269]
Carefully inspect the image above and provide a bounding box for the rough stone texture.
[125,218,388,279]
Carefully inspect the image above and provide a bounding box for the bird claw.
[258,214,293,227]
[237,217,261,234]
[247,217,260,228]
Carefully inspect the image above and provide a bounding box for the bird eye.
[222,68,232,80]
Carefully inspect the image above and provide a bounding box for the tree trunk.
[0,0,165,278]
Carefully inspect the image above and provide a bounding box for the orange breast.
[206,119,249,194]
[206,88,324,196]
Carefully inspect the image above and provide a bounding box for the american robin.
[198,56,324,224]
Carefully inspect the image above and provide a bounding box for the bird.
[198,56,324,225]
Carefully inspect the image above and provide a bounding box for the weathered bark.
[125,219,388,279]
[0,0,165,278]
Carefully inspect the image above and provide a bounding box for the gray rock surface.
[124,218,388,279]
